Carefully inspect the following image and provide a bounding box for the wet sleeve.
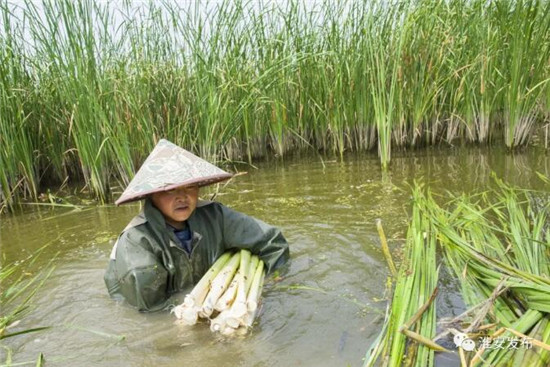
[220,204,290,273]
[110,234,171,312]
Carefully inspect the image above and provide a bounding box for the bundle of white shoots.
[172,249,266,335]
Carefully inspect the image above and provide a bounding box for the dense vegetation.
[366,179,550,366]
[1,0,549,210]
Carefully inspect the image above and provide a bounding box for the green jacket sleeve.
[220,204,290,273]
[111,234,171,312]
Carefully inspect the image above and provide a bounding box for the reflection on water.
[1,146,548,367]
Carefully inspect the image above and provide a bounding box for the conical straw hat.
[115,139,233,205]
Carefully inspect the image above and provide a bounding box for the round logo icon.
[453,332,476,351]
[461,338,476,351]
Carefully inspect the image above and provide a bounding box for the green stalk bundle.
[419,179,550,366]
[364,186,439,367]
[1,0,550,208]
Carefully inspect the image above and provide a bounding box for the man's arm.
[220,204,290,273]
[105,234,170,312]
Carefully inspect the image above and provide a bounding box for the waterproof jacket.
[104,198,290,312]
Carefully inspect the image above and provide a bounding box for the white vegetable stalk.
[215,255,257,313]
[200,251,241,318]
[224,314,241,329]
[242,260,265,328]
[172,252,231,324]
[225,257,265,330]
[246,260,265,313]
[242,310,256,328]
[245,255,259,294]
[226,250,251,324]
[214,270,240,312]
[173,304,200,325]
[210,309,230,332]
[185,252,232,308]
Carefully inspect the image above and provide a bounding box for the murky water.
[1,146,549,367]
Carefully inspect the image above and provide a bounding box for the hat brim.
[114,173,233,206]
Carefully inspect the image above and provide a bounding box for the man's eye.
[165,186,198,195]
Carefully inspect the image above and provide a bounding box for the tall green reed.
[497,0,550,148]
[363,1,410,168]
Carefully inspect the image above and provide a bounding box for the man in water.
[104,139,289,312]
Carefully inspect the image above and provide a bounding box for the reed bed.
[1,0,550,209]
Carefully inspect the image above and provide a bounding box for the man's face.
[151,185,200,229]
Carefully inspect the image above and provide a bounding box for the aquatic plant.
[365,178,550,366]
[1,248,54,366]
[364,187,440,367]
[427,179,550,366]
[0,0,549,207]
